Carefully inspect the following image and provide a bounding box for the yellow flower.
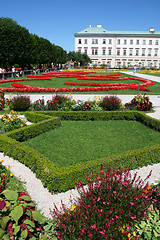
[0,160,4,163]
[6,168,9,170]
[1,173,5,176]
[11,118,13,121]
[127,233,131,239]
[70,205,76,212]
[133,232,136,237]
[20,124,23,127]
[10,173,13,177]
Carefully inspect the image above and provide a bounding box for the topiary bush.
[51,166,157,239]
[8,95,31,111]
[100,95,122,111]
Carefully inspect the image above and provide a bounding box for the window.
[155,49,158,56]
[130,39,133,44]
[155,40,159,45]
[117,49,120,55]
[84,39,87,44]
[117,39,120,44]
[103,39,106,44]
[124,39,127,44]
[78,39,81,44]
[92,39,98,44]
[129,49,133,55]
[108,49,112,55]
[154,61,157,67]
[84,49,87,54]
[123,61,126,67]
[102,49,106,55]
[136,49,139,56]
[123,49,126,56]
[148,49,152,56]
[92,49,98,55]
[143,40,146,45]
[109,39,112,44]
[78,48,81,53]
[136,40,139,45]
[142,49,145,56]
[149,40,152,45]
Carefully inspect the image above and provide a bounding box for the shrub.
[100,95,122,111]
[46,94,72,111]
[9,95,31,111]
[0,189,46,239]
[51,166,156,239]
[1,110,26,132]
[125,94,152,111]
[31,98,47,111]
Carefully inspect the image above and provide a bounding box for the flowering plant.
[46,94,73,111]
[7,95,31,111]
[1,110,26,132]
[100,95,122,110]
[125,94,153,111]
[51,166,156,239]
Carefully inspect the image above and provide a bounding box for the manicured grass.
[1,72,160,94]
[23,120,160,168]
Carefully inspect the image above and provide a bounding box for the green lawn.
[23,120,160,168]
[1,72,160,94]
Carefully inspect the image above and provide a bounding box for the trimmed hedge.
[0,111,159,193]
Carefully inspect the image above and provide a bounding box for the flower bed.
[0,71,155,93]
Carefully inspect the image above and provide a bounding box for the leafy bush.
[125,94,153,111]
[46,94,73,111]
[134,204,160,239]
[100,95,122,111]
[0,189,46,240]
[1,110,26,132]
[51,166,156,239]
[8,95,31,111]
[0,89,4,110]
[31,98,47,111]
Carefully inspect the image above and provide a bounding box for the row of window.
[92,60,158,67]
[78,38,159,45]
[79,48,158,56]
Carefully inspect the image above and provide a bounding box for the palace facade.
[74,24,160,68]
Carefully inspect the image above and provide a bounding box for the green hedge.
[0,111,159,193]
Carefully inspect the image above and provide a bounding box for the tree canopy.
[0,17,91,69]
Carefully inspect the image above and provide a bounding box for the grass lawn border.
[0,110,159,193]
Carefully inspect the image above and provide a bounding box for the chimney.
[89,24,92,27]
[97,24,102,27]
[150,27,155,33]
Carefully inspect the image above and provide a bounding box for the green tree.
[67,51,91,66]
[0,17,34,69]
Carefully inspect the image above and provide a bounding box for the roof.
[74,26,160,36]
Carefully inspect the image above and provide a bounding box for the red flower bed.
[0,71,154,93]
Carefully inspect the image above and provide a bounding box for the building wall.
[75,28,160,68]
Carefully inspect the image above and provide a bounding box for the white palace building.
[74,24,160,69]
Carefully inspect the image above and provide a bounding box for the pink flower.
[130,202,135,206]
[113,191,116,194]
[91,224,97,229]
[131,215,136,219]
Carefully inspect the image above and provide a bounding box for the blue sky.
[1,0,160,53]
